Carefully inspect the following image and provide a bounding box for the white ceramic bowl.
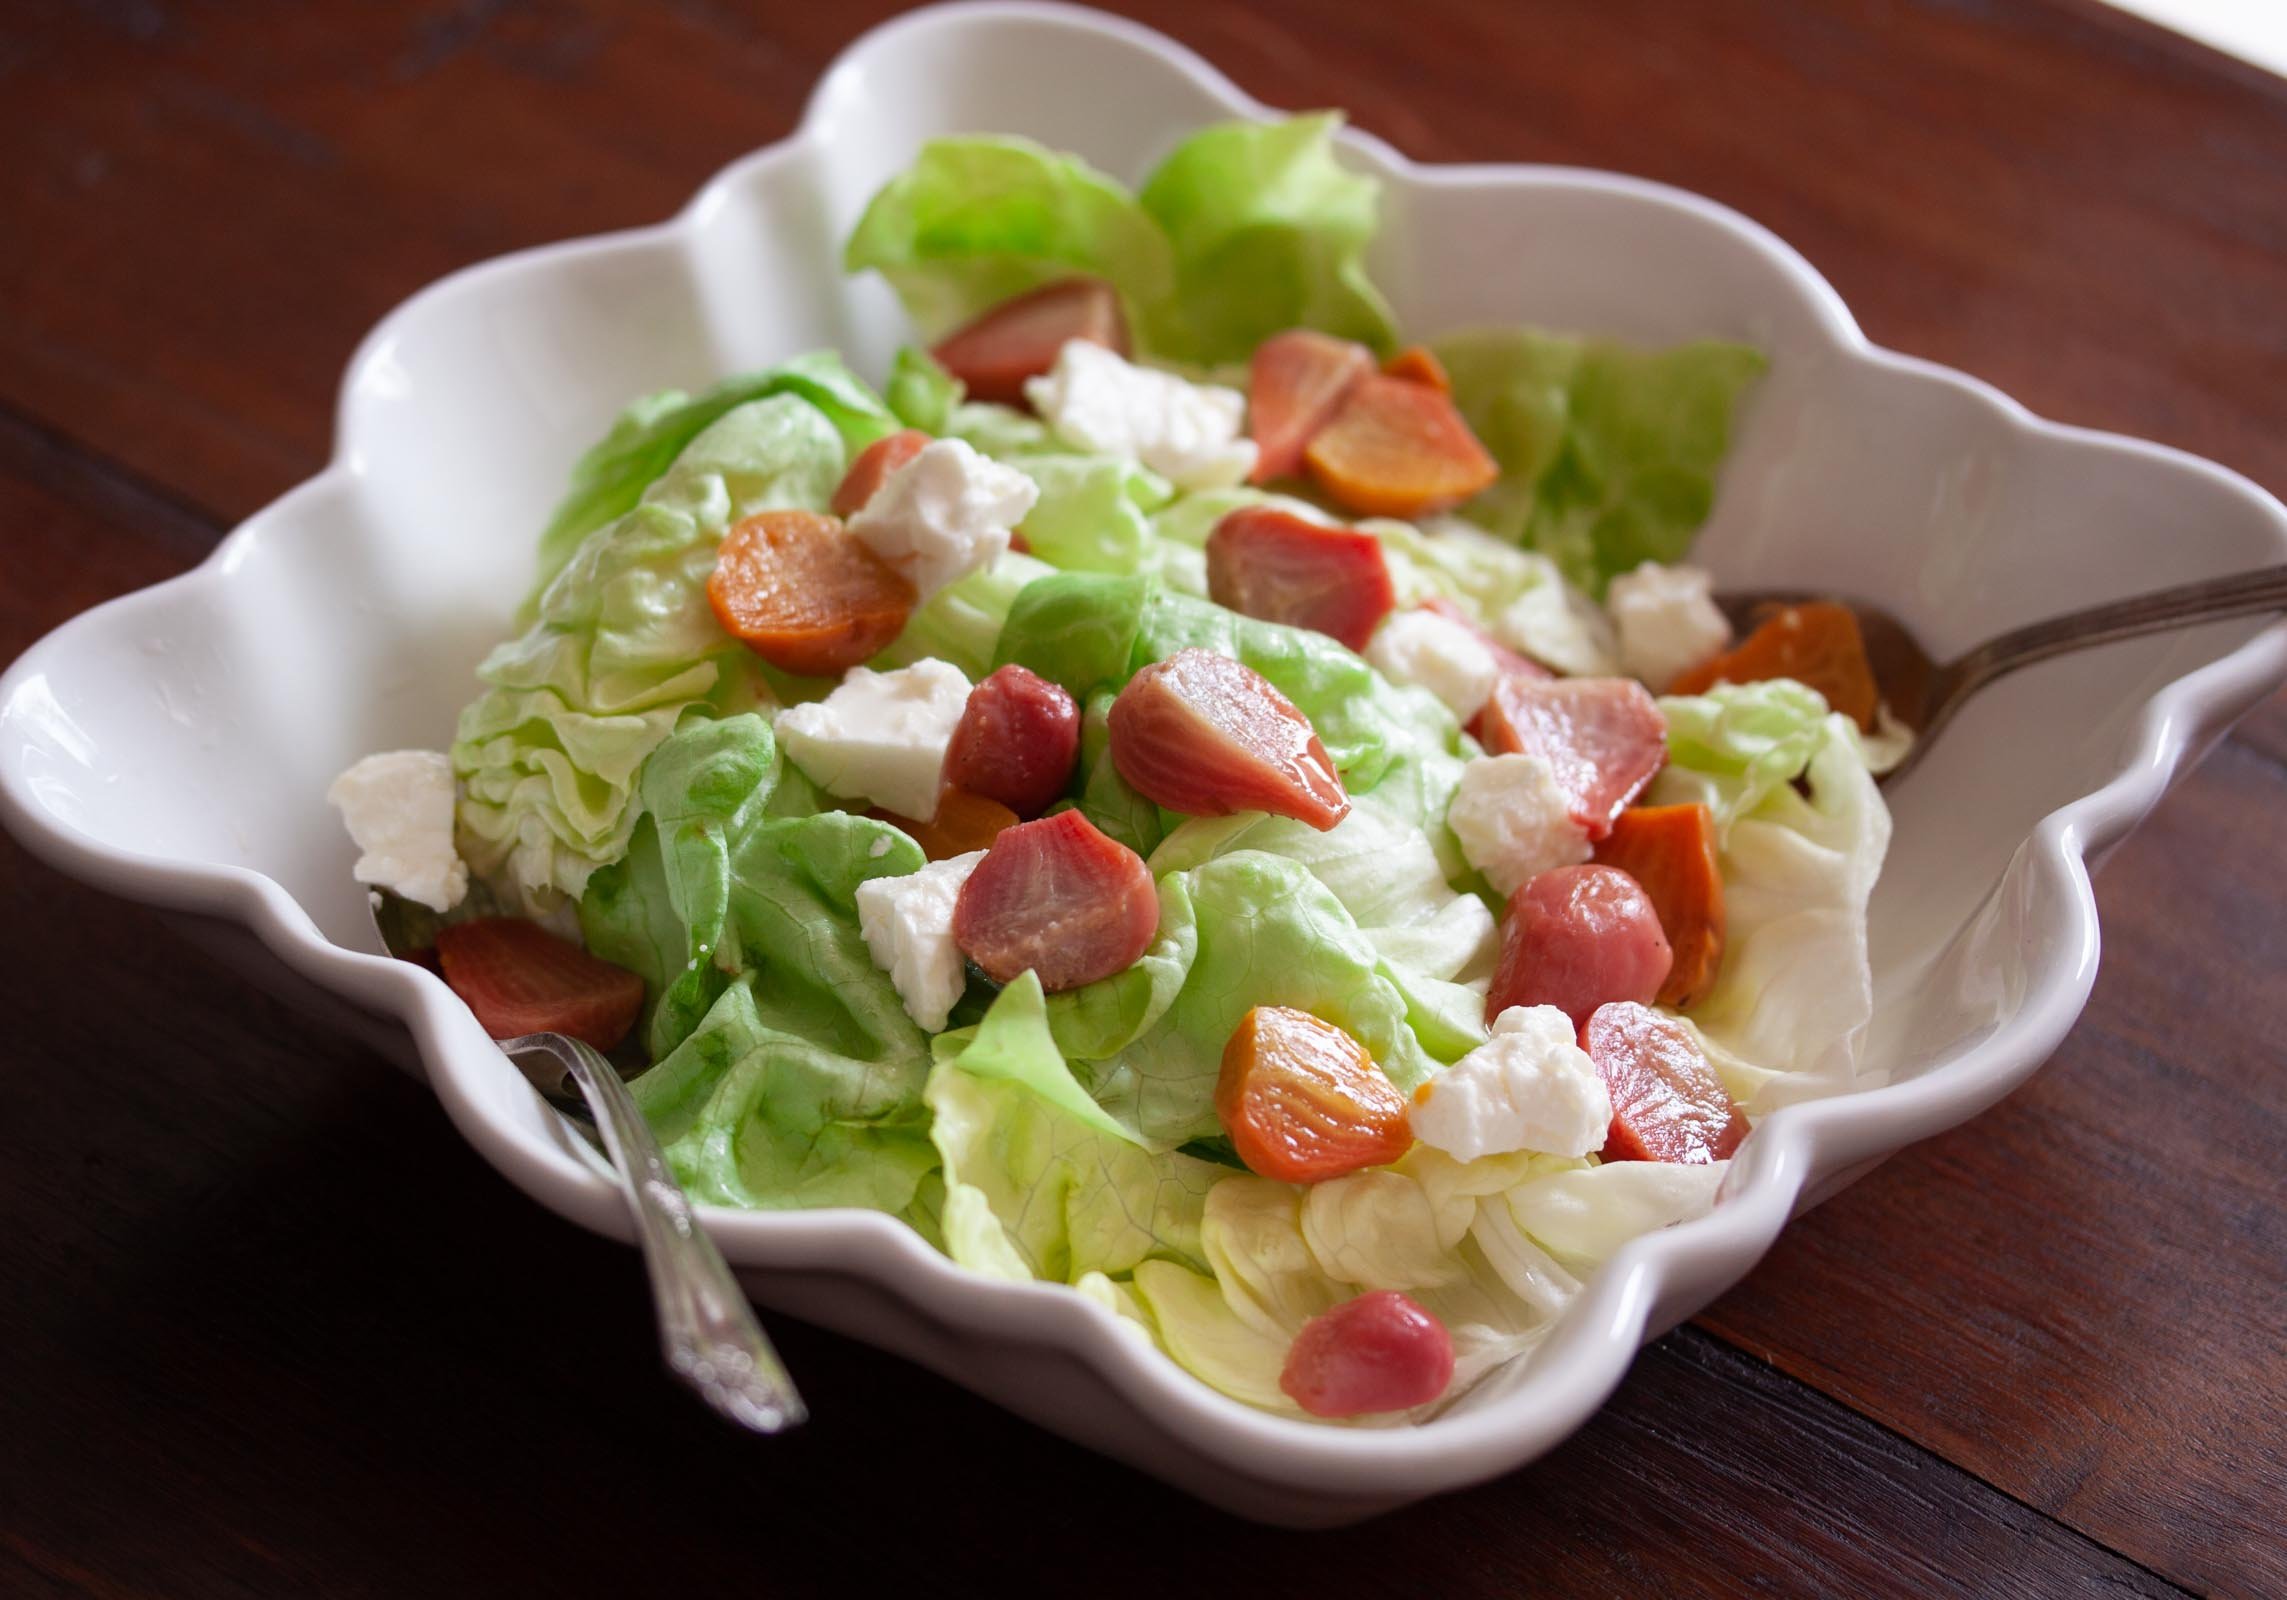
[3,1,2283,1527]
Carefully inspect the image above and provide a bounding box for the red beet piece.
[434,918,646,1052]
[1279,1291,1456,1417]
[1205,506,1396,652]
[1107,648,1349,831]
[1476,676,1667,839]
[942,664,1082,818]
[1583,1000,1749,1164]
[930,278,1128,407]
[1247,329,1374,483]
[951,811,1159,992]
[1488,864,1672,1030]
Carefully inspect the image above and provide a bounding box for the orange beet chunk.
[1303,374,1499,518]
[1584,1001,1748,1164]
[1669,601,1880,732]
[1381,344,1451,392]
[952,811,1159,992]
[1108,648,1350,831]
[868,788,1019,862]
[1216,1006,1412,1183]
[1281,1291,1454,1417]
[942,664,1082,818]
[707,510,916,677]
[1205,506,1396,652]
[435,918,645,1052]
[1247,329,1374,483]
[1488,864,1672,1030]
[1477,675,1667,839]
[1594,804,1725,1009]
[930,278,1128,407]
[831,428,930,517]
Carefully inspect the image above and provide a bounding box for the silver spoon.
[370,889,805,1433]
[1715,564,2287,784]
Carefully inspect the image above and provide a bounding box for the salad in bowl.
[329,114,1897,1424]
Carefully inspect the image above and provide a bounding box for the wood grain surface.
[2,2,2281,1595]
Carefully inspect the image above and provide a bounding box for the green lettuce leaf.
[1136,111,1397,365]
[1148,798,1497,1063]
[842,136,1175,338]
[598,716,941,1211]
[1006,454,1175,574]
[1650,678,1835,835]
[1052,849,1438,1145]
[1433,329,1765,595]
[845,116,1397,368]
[1133,1146,1591,1419]
[1652,701,1892,1088]
[926,974,1222,1283]
[455,393,851,905]
[884,345,962,433]
[529,352,900,606]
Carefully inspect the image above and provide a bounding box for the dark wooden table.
[3,2,2282,1595]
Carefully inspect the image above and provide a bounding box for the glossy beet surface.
[1477,675,1668,839]
[951,811,1159,992]
[434,918,646,1052]
[1108,648,1349,830]
[942,664,1082,817]
[1585,1001,1750,1164]
[1215,1006,1412,1183]
[1247,328,1373,482]
[1205,506,1395,652]
[1279,1292,1456,1418]
[1488,864,1673,1029]
[930,277,1128,407]
[706,509,915,677]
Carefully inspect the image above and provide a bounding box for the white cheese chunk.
[1365,609,1501,722]
[773,659,971,820]
[1024,340,1257,490]
[847,437,1038,599]
[1447,752,1592,897]
[1606,560,1731,691]
[855,850,985,1032]
[326,750,468,913]
[1410,1004,1613,1161]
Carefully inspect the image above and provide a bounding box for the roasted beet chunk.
[1488,864,1673,1030]
[951,811,1158,992]
[1205,506,1395,652]
[1476,675,1667,839]
[1107,648,1349,830]
[1216,1006,1412,1183]
[1583,1001,1748,1164]
[942,664,1082,818]
[1280,1292,1455,1418]
[435,918,646,1052]
[930,278,1128,408]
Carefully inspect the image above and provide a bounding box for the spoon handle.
[1944,564,2287,698]
[503,1032,806,1433]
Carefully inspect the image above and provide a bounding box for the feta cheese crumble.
[847,437,1038,599]
[326,750,468,913]
[1365,609,1501,721]
[1606,561,1730,691]
[1410,1004,1613,1161]
[1447,752,1592,897]
[773,659,970,820]
[855,849,985,1032]
[1024,340,1257,490]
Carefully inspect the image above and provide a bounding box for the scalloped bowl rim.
[4,0,2284,1503]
